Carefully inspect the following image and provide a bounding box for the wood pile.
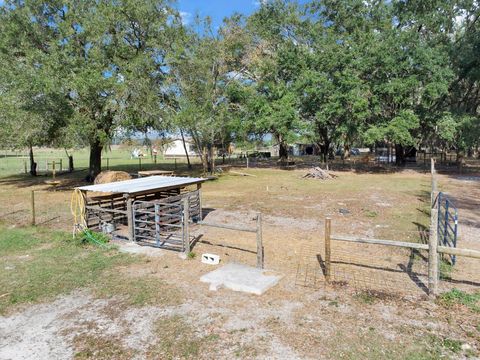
[303,167,338,180]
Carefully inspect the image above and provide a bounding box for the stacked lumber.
[303,167,338,180]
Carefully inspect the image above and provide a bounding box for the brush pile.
[302,167,337,180]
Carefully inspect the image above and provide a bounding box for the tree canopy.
[0,0,479,176]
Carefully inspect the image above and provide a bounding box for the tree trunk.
[395,144,406,165]
[201,146,208,175]
[29,145,37,176]
[319,140,330,163]
[206,144,215,174]
[68,155,74,173]
[88,140,103,182]
[180,129,192,170]
[64,148,74,173]
[279,142,288,162]
[343,144,350,160]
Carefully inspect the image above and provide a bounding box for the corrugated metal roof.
[76,176,206,194]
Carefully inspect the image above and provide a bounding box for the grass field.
[0,146,201,177]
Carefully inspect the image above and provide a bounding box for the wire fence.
[0,189,72,231]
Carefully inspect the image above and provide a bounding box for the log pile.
[303,167,338,180]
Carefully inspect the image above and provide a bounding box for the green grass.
[0,147,200,177]
[330,330,466,360]
[0,224,180,314]
[147,315,214,359]
[438,288,480,312]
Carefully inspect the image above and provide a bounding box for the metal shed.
[75,176,206,250]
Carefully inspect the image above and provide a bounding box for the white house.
[164,138,199,158]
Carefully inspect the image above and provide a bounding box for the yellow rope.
[70,188,87,236]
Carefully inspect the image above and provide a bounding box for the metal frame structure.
[133,190,201,251]
[76,176,205,241]
[437,192,459,265]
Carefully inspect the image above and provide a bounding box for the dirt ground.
[1,167,479,359]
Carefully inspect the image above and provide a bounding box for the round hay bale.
[94,171,131,184]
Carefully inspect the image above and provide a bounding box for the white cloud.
[253,0,268,7]
[179,11,192,25]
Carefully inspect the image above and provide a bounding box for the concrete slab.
[200,263,282,295]
[115,241,165,257]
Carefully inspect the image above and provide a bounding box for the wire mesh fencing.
[0,189,72,231]
[294,229,430,297]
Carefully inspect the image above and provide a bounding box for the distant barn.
[164,138,199,158]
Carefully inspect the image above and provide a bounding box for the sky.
[176,0,261,29]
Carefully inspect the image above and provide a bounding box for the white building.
[164,138,199,158]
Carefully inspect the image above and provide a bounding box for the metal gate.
[132,190,200,251]
[437,192,458,265]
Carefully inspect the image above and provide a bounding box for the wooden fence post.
[183,197,190,254]
[52,160,56,179]
[138,157,142,171]
[325,217,331,282]
[31,190,36,226]
[256,212,264,269]
[428,206,439,297]
[431,158,437,206]
[24,159,27,174]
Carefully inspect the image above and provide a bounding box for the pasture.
[1,149,480,359]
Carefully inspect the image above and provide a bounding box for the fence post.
[428,206,439,298]
[256,212,264,269]
[325,217,331,282]
[431,158,437,206]
[106,158,110,170]
[52,160,56,179]
[31,190,36,226]
[138,157,142,171]
[59,159,63,172]
[174,158,177,170]
[24,159,27,174]
[183,197,190,254]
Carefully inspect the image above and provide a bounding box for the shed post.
[125,195,134,242]
[325,217,332,282]
[428,206,439,298]
[196,183,203,221]
[183,197,190,254]
[256,212,264,269]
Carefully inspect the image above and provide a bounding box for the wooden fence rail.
[197,213,264,269]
